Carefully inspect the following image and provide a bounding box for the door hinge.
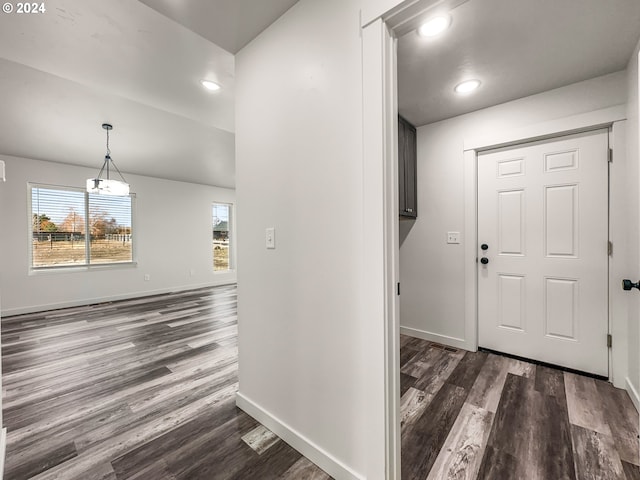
[608,148,613,163]
[608,241,613,256]
[607,334,612,348]
[397,282,400,295]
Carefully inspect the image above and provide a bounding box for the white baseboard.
[625,377,640,413]
[400,326,473,351]
[235,392,364,480]
[1,280,237,317]
[0,427,6,480]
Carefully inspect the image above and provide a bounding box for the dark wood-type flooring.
[400,335,640,480]
[3,285,638,479]
[2,285,331,480]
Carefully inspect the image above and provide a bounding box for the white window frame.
[28,182,137,271]
[212,202,234,272]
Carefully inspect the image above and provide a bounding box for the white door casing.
[477,129,609,376]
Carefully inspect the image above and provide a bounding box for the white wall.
[234,0,372,478]
[400,72,627,346]
[0,155,236,315]
[625,42,640,406]
[363,0,404,25]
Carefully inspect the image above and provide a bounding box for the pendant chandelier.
[86,123,130,196]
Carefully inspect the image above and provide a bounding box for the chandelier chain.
[106,127,111,157]
[88,123,129,195]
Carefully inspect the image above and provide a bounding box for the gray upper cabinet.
[398,115,417,218]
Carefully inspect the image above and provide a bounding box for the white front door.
[477,129,609,376]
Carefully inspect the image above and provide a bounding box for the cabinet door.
[405,122,417,217]
[398,116,417,218]
[398,117,407,215]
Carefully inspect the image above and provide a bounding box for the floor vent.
[430,342,459,353]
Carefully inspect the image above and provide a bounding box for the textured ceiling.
[0,0,638,186]
[0,0,300,188]
[140,0,300,54]
[398,0,640,127]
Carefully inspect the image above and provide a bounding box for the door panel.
[545,184,578,257]
[478,129,609,376]
[498,274,525,330]
[498,189,525,255]
[545,277,578,340]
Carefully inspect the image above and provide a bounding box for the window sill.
[29,262,138,275]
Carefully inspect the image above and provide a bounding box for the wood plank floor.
[1,285,331,480]
[401,335,640,480]
[4,286,639,479]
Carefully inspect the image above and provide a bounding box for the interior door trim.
[464,105,625,152]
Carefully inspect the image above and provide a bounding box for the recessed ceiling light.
[454,79,481,94]
[417,15,451,37]
[200,80,221,91]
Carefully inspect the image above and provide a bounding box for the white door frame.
[362,17,401,480]
[362,1,505,478]
[463,106,627,382]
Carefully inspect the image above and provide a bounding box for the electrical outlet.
[266,227,275,249]
[190,269,196,277]
[144,274,150,281]
[447,232,460,244]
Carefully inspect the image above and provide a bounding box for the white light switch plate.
[266,227,275,249]
[447,232,460,244]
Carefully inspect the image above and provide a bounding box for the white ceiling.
[398,0,640,127]
[1,0,639,188]
[139,0,300,54]
[0,0,299,188]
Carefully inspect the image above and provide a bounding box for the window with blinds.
[30,184,134,269]
[212,203,232,271]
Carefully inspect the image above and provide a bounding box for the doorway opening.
[362,0,640,477]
